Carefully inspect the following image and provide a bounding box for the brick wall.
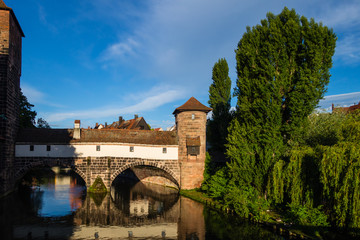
[176,111,207,189]
[0,9,22,196]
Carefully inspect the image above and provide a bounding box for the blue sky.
[8,0,360,129]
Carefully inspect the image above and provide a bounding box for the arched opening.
[16,165,87,218]
[14,159,87,188]
[110,163,180,189]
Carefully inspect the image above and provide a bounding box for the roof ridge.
[173,97,212,114]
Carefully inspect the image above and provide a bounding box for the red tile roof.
[173,97,212,115]
[333,102,360,113]
[106,116,149,130]
[16,128,177,145]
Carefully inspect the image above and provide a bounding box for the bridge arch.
[14,158,87,187]
[110,161,180,188]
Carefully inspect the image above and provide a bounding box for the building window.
[46,145,51,151]
[30,145,34,151]
[192,114,195,120]
[163,148,167,154]
[188,146,200,155]
[130,146,134,152]
[96,145,100,151]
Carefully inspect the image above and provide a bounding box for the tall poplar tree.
[227,7,336,195]
[208,58,232,152]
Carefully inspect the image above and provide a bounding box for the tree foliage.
[208,58,232,152]
[268,111,360,228]
[19,89,37,128]
[19,89,51,129]
[227,7,336,197]
[37,118,51,129]
[201,7,360,230]
[202,7,340,225]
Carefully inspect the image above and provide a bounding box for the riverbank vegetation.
[201,6,360,235]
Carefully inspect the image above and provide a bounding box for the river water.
[0,167,283,240]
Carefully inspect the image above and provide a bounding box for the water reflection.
[0,167,283,239]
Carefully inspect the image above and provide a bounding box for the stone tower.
[173,97,211,189]
[0,0,24,196]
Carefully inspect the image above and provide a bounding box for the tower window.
[163,148,167,154]
[192,114,195,120]
[46,145,51,151]
[130,146,134,152]
[96,145,100,151]
[188,146,200,155]
[30,145,34,151]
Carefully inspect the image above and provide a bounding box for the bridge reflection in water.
[3,168,282,240]
[72,180,185,239]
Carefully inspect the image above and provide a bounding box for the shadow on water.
[203,207,283,240]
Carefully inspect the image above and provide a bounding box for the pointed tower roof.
[173,97,212,115]
[0,0,24,37]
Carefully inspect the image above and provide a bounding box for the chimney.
[96,123,99,128]
[119,116,123,124]
[105,122,108,128]
[74,120,81,139]
[332,103,334,111]
[134,114,138,119]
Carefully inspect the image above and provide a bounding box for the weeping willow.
[320,142,360,227]
[268,111,360,228]
[268,147,317,207]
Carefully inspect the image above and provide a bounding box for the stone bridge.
[14,156,180,190]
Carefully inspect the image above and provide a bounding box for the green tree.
[208,58,232,152]
[37,118,51,129]
[227,7,336,201]
[19,89,37,128]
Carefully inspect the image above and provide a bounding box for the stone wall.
[0,9,22,196]
[176,111,207,189]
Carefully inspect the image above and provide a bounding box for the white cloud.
[37,4,57,33]
[45,87,185,123]
[97,0,360,91]
[98,0,270,89]
[318,92,360,110]
[21,84,65,108]
[101,37,140,62]
[318,2,360,29]
[21,84,45,103]
[334,34,360,64]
